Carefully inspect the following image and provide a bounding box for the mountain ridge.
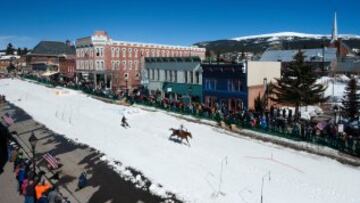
[194,32,360,55]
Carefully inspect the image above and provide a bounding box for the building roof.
[145,57,202,71]
[30,41,75,56]
[260,48,337,62]
[201,63,245,72]
[0,55,20,61]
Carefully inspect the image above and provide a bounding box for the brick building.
[75,31,206,93]
[27,41,76,80]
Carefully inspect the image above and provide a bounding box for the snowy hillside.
[194,32,360,55]
[231,32,360,41]
[1,79,360,203]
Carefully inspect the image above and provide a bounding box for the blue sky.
[1,0,359,49]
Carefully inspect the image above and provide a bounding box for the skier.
[121,116,129,128]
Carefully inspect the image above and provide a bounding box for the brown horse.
[169,128,192,146]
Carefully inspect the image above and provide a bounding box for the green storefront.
[162,82,202,103]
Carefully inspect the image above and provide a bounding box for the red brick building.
[75,31,206,93]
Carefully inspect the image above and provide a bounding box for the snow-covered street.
[1,78,360,203]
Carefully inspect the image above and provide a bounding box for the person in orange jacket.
[35,180,52,200]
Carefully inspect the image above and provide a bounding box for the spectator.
[24,179,35,203]
[77,171,88,189]
[37,193,49,203]
[35,180,52,200]
[21,177,29,195]
[17,164,27,193]
[48,187,62,203]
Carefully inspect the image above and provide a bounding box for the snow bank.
[1,79,360,203]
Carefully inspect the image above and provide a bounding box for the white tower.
[331,12,338,42]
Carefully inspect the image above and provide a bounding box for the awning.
[162,82,202,97]
[41,71,60,77]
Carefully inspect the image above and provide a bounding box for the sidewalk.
[0,162,24,203]
[0,101,172,203]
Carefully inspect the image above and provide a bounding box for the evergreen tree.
[254,93,265,114]
[6,43,15,55]
[17,48,22,56]
[270,50,328,116]
[342,78,360,120]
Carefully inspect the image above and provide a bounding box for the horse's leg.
[185,137,191,146]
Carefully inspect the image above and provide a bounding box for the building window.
[184,71,188,83]
[169,70,173,81]
[147,69,150,81]
[122,48,126,57]
[134,60,138,70]
[96,48,100,57]
[128,48,132,57]
[174,70,177,82]
[136,73,140,80]
[157,69,160,81]
[90,61,93,69]
[205,79,217,90]
[116,48,120,57]
[190,71,193,83]
[117,61,120,70]
[129,61,133,70]
[122,60,126,70]
[151,69,155,80]
[195,72,200,84]
[227,79,242,92]
[124,73,129,80]
[96,61,100,69]
[134,48,138,57]
[165,70,168,81]
[111,48,115,57]
[156,50,160,57]
[100,61,104,69]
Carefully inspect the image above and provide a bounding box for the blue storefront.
[202,63,248,113]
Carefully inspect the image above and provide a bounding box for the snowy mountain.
[231,32,360,41]
[194,32,360,56]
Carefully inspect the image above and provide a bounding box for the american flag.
[2,114,14,126]
[43,153,59,169]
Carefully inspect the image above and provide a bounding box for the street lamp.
[125,79,128,97]
[263,78,268,110]
[188,86,193,104]
[28,131,38,177]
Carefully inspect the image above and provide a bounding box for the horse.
[169,128,192,146]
